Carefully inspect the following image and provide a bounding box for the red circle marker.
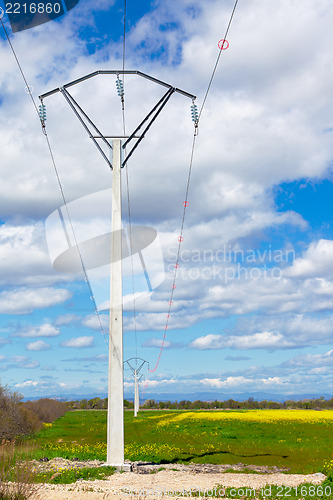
[218,39,229,50]
[178,236,184,242]
[169,300,173,306]
[183,201,189,207]
[174,263,179,269]
[172,284,176,289]
[166,314,170,318]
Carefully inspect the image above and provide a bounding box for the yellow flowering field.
[156,409,333,426]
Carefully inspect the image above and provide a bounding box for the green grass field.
[27,409,333,475]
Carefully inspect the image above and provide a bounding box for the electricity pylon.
[124,358,149,417]
[39,70,196,468]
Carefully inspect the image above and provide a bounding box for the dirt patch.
[132,462,290,474]
[27,459,327,499]
[28,458,289,475]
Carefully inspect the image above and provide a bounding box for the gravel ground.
[30,461,327,499]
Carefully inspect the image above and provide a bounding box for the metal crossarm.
[39,70,196,170]
[39,70,196,100]
[122,87,175,167]
[60,87,113,169]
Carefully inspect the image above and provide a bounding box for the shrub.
[23,398,67,424]
[0,382,67,442]
[0,385,36,441]
[0,441,39,499]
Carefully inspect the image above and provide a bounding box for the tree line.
[67,396,333,411]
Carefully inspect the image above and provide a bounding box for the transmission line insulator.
[116,78,124,98]
[38,103,46,124]
[190,103,199,125]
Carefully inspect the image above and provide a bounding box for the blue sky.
[0,0,333,401]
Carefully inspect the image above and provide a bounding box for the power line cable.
[147,0,239,377]
[122,0,126,74]
[42,128,108,344]
[148,132,197,374]
[1,18,108,344]
[0,18,38,115]
[198,0,239,121]
[119,0,139,366]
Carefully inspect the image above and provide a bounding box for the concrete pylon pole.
[134,369,139,417]
[107,139,124,466]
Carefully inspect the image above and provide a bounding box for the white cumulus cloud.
[26,340,51,351]
[60,336,94,348]
[189,331,293,350]
[200,376,284,389]
[286,239,333,279]
[0,288,71,314]
[13,323,60,338]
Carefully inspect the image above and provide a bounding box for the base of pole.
[102,462,132,472]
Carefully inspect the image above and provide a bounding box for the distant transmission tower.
[39,70,196,469]
[124,358,149,417]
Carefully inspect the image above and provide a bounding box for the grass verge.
[33,465,115,484]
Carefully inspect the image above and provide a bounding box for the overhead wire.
[147,0,240,377]
[120,0,147,402]
[0,16,108,344]
[120,0,139,366]
[0,18,38,115]
[41,128,108,344]
[198,0,239,120]
[122,0,126,74]
[148,133,197,374]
